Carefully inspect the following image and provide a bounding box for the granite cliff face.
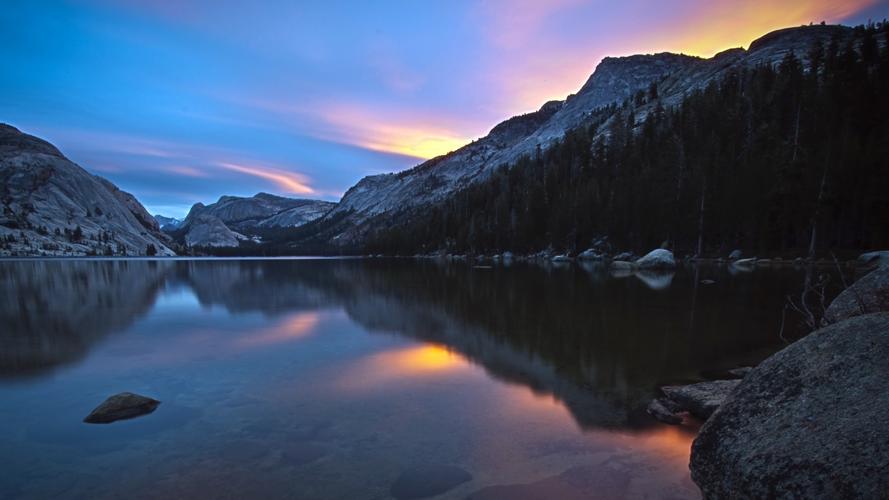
[0,124,174,256]
[178,193,336,247]
[154,215,182,231]
[318,24,853,247]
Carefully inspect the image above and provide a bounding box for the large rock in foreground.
[83,392,161,424]
[822,265,889,325]
[690,313,889,498]
[635,249,676,269]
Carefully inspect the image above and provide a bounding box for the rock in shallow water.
[822,265,889,325]
[690,313,889,499]
[390,464,472,499]
[661,380,740,420]
[83,392,160,424]
[635,249,676,269]
[646,398,683,424]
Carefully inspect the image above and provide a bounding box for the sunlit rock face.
[321,24,853,246]
[178,193,336,247]
[0,260,172,377]
[0,124,175,256]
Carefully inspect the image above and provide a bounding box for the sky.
[2,0,887,218]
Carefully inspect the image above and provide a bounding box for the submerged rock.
[577,248,603,260]
[733,257,756,266]
[661,380,740,420]
[612,251,635,261]
[646,398,683,424]
[390,464,472,499]
[858,250,889,267]
[691,313,889,499]
[822,265,889,325]
[609,260,636,270]
[83,392,161,424]
[635,249,676,269]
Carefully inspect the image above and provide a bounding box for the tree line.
[364,24,889,258]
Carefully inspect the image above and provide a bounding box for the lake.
[0,258,830,499]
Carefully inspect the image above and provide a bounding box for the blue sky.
[2,0,887,217]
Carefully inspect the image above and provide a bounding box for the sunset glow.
[236,313,321,347]
[337,343,470,391]
[217,162,315,195]
[2,0,885,216]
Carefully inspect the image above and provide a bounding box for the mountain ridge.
[0,124,175,256]
[308,24,856,249]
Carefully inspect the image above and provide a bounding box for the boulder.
[646,398,683,424]
[609,260,636,270]
[577,248,603,260]
[661,380,740,420]
[858,250,889,267]
[635,249,676,269]
[390,464,472,499]
[733,257,756,266]
[822,266,889,325]
[612,251,635,261]
[691,313,889,499]
[83,392,160,423]
[728,249,742,260]
[551,254,572,263]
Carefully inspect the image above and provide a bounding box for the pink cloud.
[217,161,315,195]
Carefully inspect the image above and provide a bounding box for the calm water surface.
[0,258,827,499]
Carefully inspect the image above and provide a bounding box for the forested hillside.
[365,24,889,257]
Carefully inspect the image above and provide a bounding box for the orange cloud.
[638,0,880,58]
[244,97,478,160]
[217,161,315,194]
[476,0,879,116]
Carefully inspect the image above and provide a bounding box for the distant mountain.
[177,193,336,247]
[154,215,182,231]
[0,124,174,256]
[304,24,857,249]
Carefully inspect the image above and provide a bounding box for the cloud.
[216,161,315,194]
[164,165,209,178]
[472,0,589,49]
[241,97,477,160]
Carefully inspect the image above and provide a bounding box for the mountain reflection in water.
[0,258,823,498]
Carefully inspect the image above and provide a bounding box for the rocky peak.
[0,124,63,158]
[0,125,174,256]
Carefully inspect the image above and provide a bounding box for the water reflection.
[0,258,842,499]
[1,258,825,429]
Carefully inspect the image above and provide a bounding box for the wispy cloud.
[217,162,315,194]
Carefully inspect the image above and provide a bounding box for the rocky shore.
[651,257,889,498]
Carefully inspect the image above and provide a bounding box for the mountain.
[0,124,175,256]
[177,193,336,247]
[363,23,889,256]
[307,24,857,249]
[154,215,182,231]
